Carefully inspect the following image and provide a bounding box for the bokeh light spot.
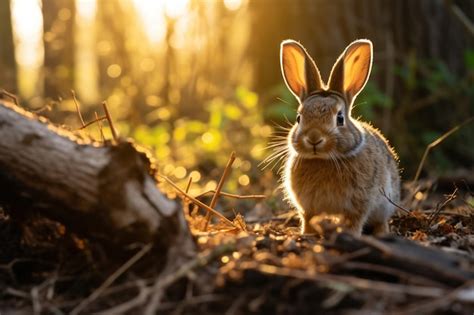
[238,175,250,186]
[146,95,161,107]
[107,64,122,78]
[189,171,201,182]
[58,8,72,21]
[174,166,187,179]
[157,108,171,120]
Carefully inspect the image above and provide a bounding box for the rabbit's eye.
[296,114,301,123]
[337,111,344,126]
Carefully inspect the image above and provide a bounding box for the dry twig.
[70,243,153,315]
[159,175,236,228]
[427,187,458,226]
[95,111,105,142]
[251,264,447,298]
[144,242,236,315]
[71,90,86,127]
[204,151,236,230]
[0,89,19,105]
[196,190,266,200]
[78,115,107,130]
[102,101,118,142]
[185,176,193,194]
[389,279,474,315]
[445,0,474,36]
[380,188,411,214]
[414,116,474,182]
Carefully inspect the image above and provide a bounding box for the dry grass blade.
[427,187,458,225]
[95,111,105,142]
[102,101,118,142]
[0,89,19,105]
[78,115,107,130]
[204,151,236,230]
[414,116,474,182]
[159,175,236,228]
[185,176,193,194]
[70,243,153,315]
[183,176,193,215]
[380,188,411,214]
[71,90,85,127]
[447,1,474,36]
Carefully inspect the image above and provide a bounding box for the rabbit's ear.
[328,40,373,105]
[280,40,323,100]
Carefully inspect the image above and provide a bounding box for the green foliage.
[131,86,272,193]
[394,51,474,175]
[264,84,298,122]
[355,81,392,121]
[464,50,474,70]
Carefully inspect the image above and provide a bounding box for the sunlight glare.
[164,0,189,18]
[11,0,43,67]
[77,0,96,21]
[224,0,243,11]
[11,0,44,98]
[131,0,166,44]
[76,0,99,104]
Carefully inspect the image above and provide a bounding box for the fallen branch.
[0,100,190,247]
[389,279,474,315]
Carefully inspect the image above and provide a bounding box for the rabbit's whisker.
[263,149,288,164]
[262,143,287,150]
[329,152,341,176]
[260,147,289,170]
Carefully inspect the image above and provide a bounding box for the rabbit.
[279,39,400,236]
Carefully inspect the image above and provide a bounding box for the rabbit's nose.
[307,138,323,146]
[304,132,325,147]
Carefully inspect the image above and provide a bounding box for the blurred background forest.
[0,0,473,198]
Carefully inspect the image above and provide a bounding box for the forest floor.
[0,173,473,315]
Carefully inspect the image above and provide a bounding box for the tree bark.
[0,100,192,250]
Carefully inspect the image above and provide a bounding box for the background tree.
[0,0,17,93]
[42,0,75,100]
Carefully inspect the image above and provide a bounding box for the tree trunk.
[0,100,192,251]
[248,0,474,97]
[0,0,17,93]
[42,0,75,99]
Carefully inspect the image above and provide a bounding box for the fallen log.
[0,100,192,250]
[329,232,474,286]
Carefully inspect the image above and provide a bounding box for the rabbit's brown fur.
[279,39,400,235]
